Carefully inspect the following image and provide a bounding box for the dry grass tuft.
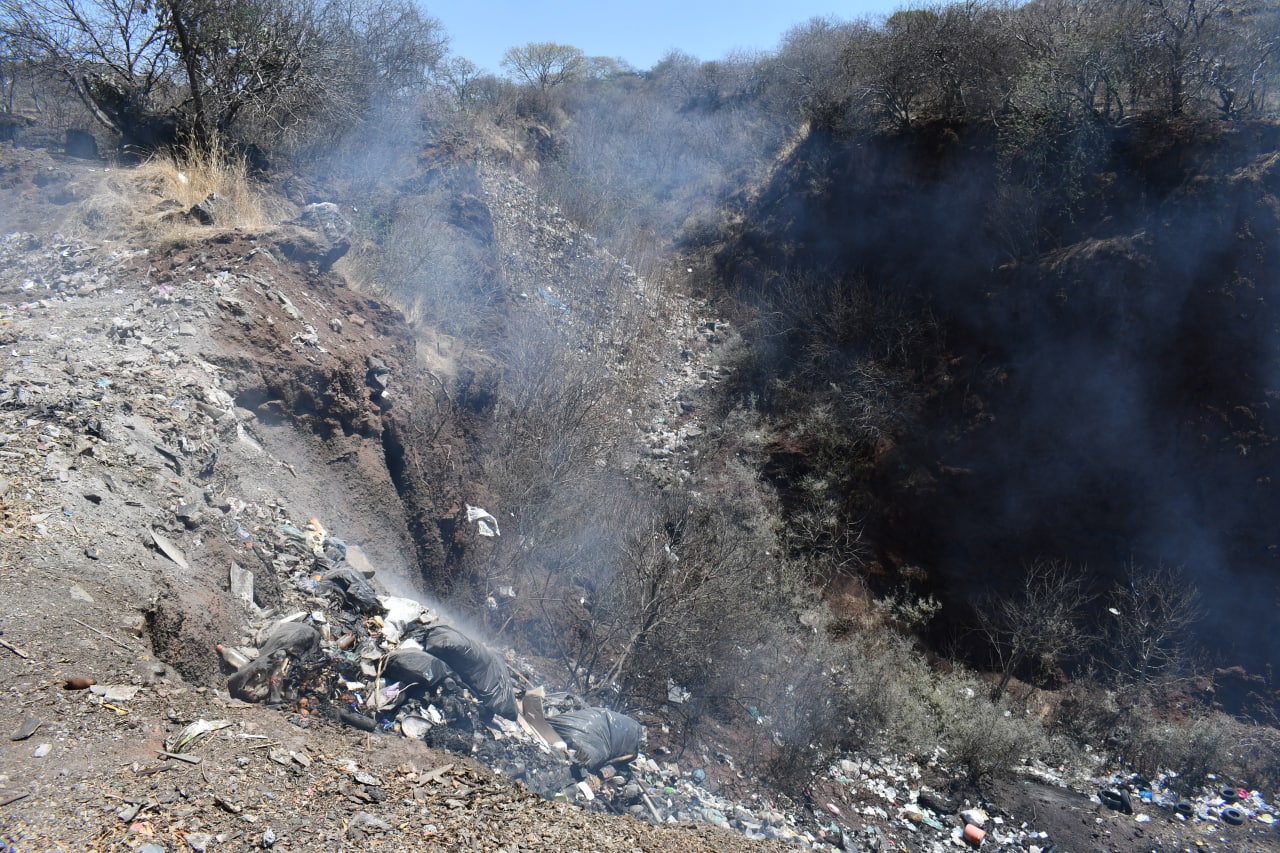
[142,141,273,226]
[74,138,285,242]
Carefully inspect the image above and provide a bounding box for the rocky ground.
[1,143,1278,853]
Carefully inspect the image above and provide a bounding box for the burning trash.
[215,514,656,816]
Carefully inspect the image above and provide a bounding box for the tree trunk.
[162,0,211,149]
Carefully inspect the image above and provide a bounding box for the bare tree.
[0,0,175,142]
[1204,0,1280,117]
[439,56,483,107]
[500,41,586,91]
[865,9,937,127]
[1107,562,1201,699]
[1,0,445,151]
[975,558,1097,700]
[158,0,445,150]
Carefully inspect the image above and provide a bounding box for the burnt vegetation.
[5,0,1280,795]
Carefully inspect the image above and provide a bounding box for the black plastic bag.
[228,622,319,702]
[382,649,452,692]
[409,624,518,719]
[320,565,382,614]
[546,708,643,770]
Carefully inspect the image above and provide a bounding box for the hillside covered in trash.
[0,146,800,851]
[4,0,1280,851]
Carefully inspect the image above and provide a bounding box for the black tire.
[1221,786,1240,803]
[1099,790,1126,811]
[1221,806,1245,826]
[1176,800,1195,817]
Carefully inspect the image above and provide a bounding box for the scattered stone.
[184,831,213,851]
[348,810,391,834]
[11,716,42,741]
[187,193,227,226]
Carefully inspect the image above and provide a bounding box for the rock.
[11,716,42,741]
[294,202,352,243]
[185,831,213,851]
[187,193,227,226]
[349,811,391,833]
[275,203,351,270]
[64,129,99,160]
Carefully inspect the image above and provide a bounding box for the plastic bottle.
[216,643,250,670]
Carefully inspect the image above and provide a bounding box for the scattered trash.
[319,566,382,614]
[147,528,189,569]
[229,562,255,609]
[167,719,233,753]
[465,504,500,537]
[537,287,569,313]
[89,684,140,702]
[228,622,319,702]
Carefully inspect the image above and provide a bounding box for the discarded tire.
[1176,800,1195,817]
[1099,789,1130,812]
[1221,806,1245,825]
[1221,786,1240,803]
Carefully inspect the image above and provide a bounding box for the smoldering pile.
[216,516,659,814]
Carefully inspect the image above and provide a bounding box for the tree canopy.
[500,41,586,90]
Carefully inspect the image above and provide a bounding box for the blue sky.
[433,0,906,74]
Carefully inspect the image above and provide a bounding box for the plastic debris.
[167,719,233,753]
[546,708,643,770]
[409,624,518,719]
[466,504,500,537]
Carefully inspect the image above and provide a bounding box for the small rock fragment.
[11,716,42,740]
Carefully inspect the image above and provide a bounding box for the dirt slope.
[0,144,786,852]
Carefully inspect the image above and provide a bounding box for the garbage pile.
[1092,769,1278,829]
[215,518,660,813]
[215,517,912,848]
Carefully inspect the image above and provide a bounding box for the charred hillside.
[713,116,1280,678]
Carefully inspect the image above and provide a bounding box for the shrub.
[1121,708,1236,795]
